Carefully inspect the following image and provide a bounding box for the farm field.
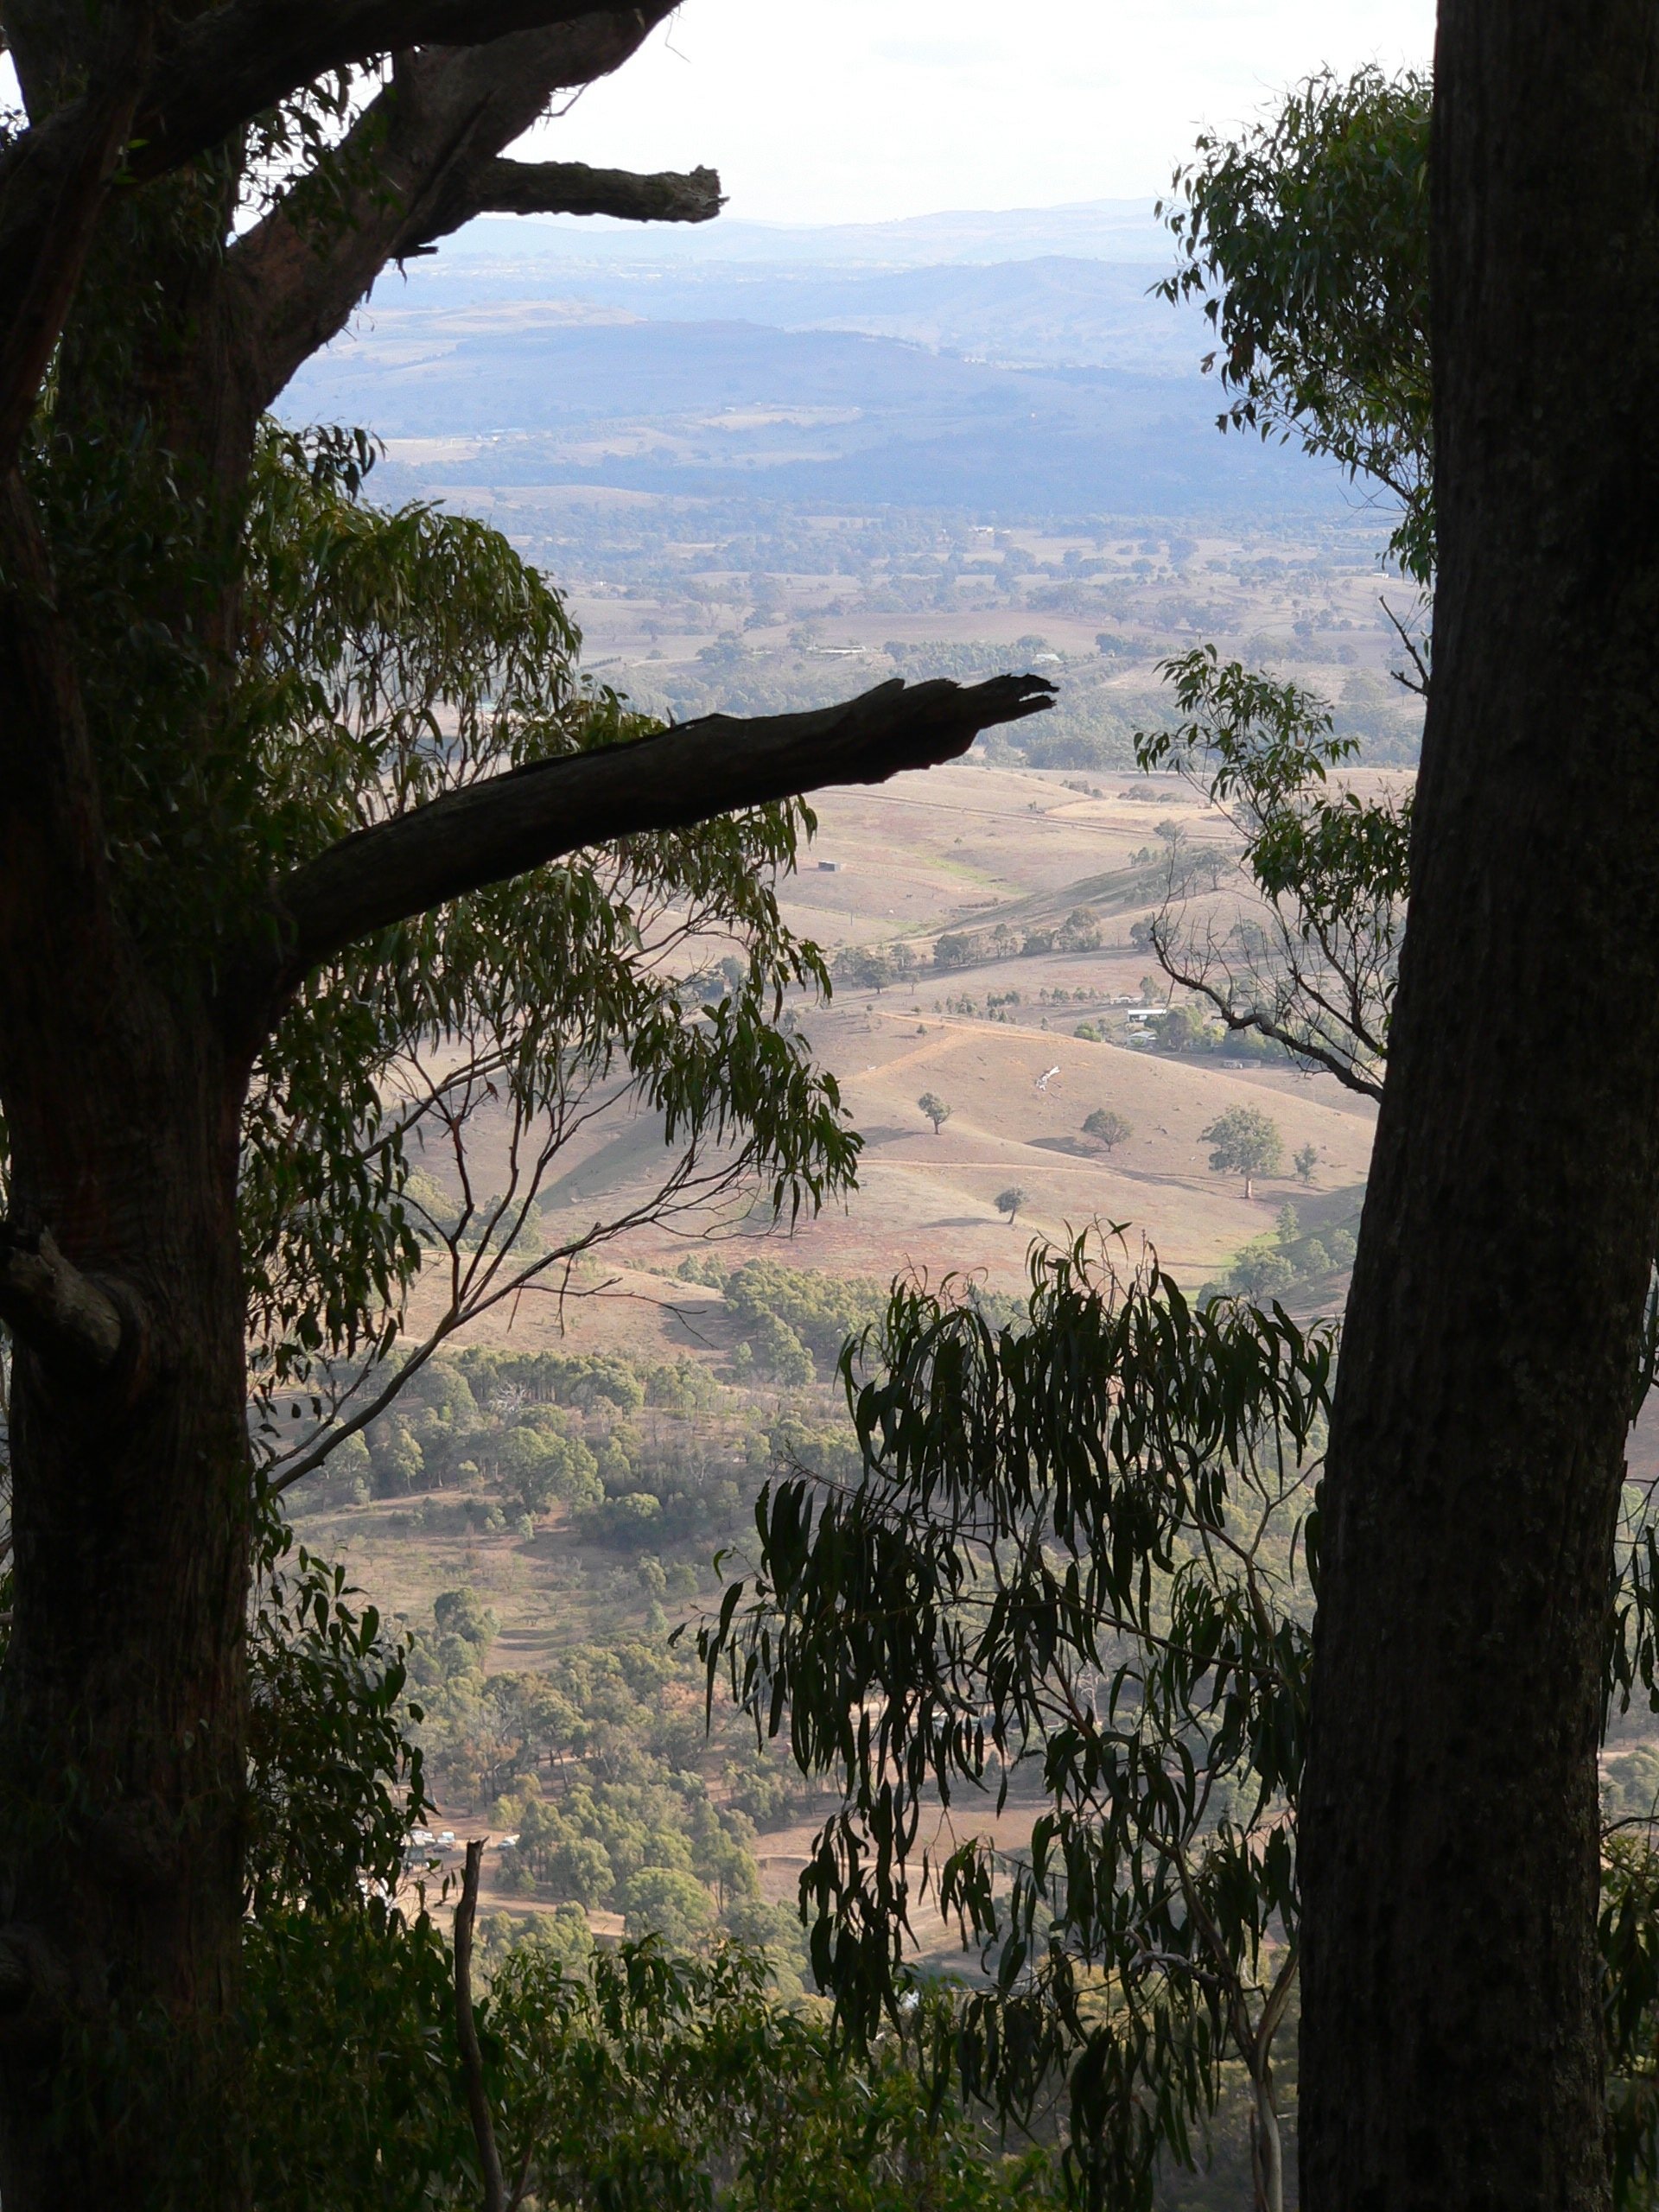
[294,748,1381,1954]
[421,756,1379,1321]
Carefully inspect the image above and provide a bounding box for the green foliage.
[918,1092,952,1134]
[721,1261,890,1372]
[496,1421,602,1515]
[299,1338,761,1548]
[483,1943,1061,2212]
[433,1586,497,1657]
[244,1894,1057,2210]
[702,1237,1332,2209]
[1154,1001,1218,1054]
[170,428,861,1465]
[621,1866,719,1946]
[1223,1242,1298,1302]
[1135,71,1427,1093]
[239,1519,1056,2204]
[747,1311,817,1389]
[244,1900,475,2209]
[1205,1207,1361,1306]
[1135,660,1407,1087]
[1158,65,1433,584]
[1147,650,1412,921]
[245,1513,429,1916]
[834,945,893,995]
[647,1358,725,1414]
[459,1345,645,1414]
[1605,1840,1659,2207]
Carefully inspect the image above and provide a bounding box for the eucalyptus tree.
[1165,42,1659,2202]
[0,10,1048,2204]
[1080,1107,1130,1153]
[1136,650,1407,1101]
[918,1093,952,1136]
[1198,1106,1284,1204]
[705,1237,1332,2212]
[1135,65,1429,1099]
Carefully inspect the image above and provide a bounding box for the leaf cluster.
[1137,647,1408,1096]
[244,1906,1059,2211]
[1157,66,1433,584]
[702,1236,1332,2207]
[245,1508,429,1915]
[227,432,855,1425]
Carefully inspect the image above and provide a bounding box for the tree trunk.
[1299,7,1659,2207]
[0,966,252,2209]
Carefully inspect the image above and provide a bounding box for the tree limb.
[226,24,690,415]
[454,1840,507,2212]
[129,2,677,184]
[0,7,677,468]
[0,1226,130,1376]
[238,675,1054,1030]
[452,156,723,232]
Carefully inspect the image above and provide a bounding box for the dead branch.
[454,1839,506,2212]
[237,674,1054,1035]
[227,23,695,411]
[458,156,722,230]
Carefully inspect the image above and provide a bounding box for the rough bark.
[1298,6,1659,2207]
[0,7,683,465]
[0,16,1056,2203]
[127,0,648,176]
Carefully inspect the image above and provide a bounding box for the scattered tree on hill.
[995,1186,1029,1224]
[833,944,893,995]
[1294,1142,1320,1185]
[918,1092,952,1135]
[1200,1107,1285,1200]
[1082,1107,1133,1153]
[0,11,1054,2198]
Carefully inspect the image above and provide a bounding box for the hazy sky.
[525,1,1436,226]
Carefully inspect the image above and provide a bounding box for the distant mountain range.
[442,198,1179,269]
[280,200,1354,524]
